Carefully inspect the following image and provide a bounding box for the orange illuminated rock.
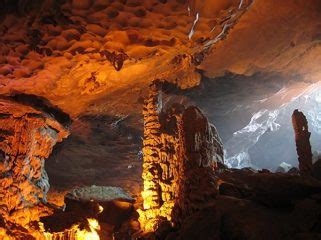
[0,0,253,117]
[0,98,69,237]
[138,82,223,232]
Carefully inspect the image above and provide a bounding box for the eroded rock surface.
[138,82,224,231]
[0,99,69,235]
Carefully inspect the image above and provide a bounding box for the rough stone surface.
[138,82,224,231]
[0,99,69,233]
[0,0,254,118]
[41,185,134,238]
[292,109,313,176]
[66,185,134,203]
[172,169,321,240]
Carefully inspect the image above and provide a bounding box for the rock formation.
[174,168,321,240]
[173,106,223,224]
[138,82,223,232]
[0,0,254,118]
[292,109,313,176]
[0,99,69,236]
[41,185,134,239]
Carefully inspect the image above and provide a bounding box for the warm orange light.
[98,205,104,213]
[42,218,101,240]
[75,218,100,240]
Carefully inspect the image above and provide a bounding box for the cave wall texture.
[0,0,321,238]
[0,0,320,199]
[0,98,69,238]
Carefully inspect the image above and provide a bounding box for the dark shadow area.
[46,114,143,196]
[3,93,72,126]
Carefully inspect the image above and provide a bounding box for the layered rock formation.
[138,82,223,231]
[292,109,313,176]
[0,99,69,236]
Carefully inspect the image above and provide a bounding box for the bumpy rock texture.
[138,82,223,231]
[0,99,69,235]
[0,0,253,118]
[292,109,313,176]
[174,106,223,225]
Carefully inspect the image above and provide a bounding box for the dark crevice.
[1,94,72,127]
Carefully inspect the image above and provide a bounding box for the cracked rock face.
[139,83,223,231]
[0,99,69,227]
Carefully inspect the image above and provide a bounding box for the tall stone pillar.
[138,83,224,232]
[173,106,221,225]
[139,81,178,232]
[292,109,313,176]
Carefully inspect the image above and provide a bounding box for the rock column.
[139,82,180,231]
[292,109,313,176]
[173,106,221,225]
[139,83,224,231]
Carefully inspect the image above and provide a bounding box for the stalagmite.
[173,106,222,225]
[138,82,224,232]
[292,109,313,176]
[0,99,69,237]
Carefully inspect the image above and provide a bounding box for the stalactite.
[292,109,313,176]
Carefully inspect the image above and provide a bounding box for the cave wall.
[0,99,69,229]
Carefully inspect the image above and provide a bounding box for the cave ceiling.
[0,0,320,118]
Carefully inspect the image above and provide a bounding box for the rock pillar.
[292,109,313,176]
[138,83,224,231]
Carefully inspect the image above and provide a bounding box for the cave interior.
[0,0,321,239]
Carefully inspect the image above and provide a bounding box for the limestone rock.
[276,162,293,173]
[65,185,134,226]
[0,99,69,229]
[174,169,321,240]
[217,169,321,208]
[174,106,220,225]
[292,109,313,176]
[139,82,224,231]
[42,185,134,235]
